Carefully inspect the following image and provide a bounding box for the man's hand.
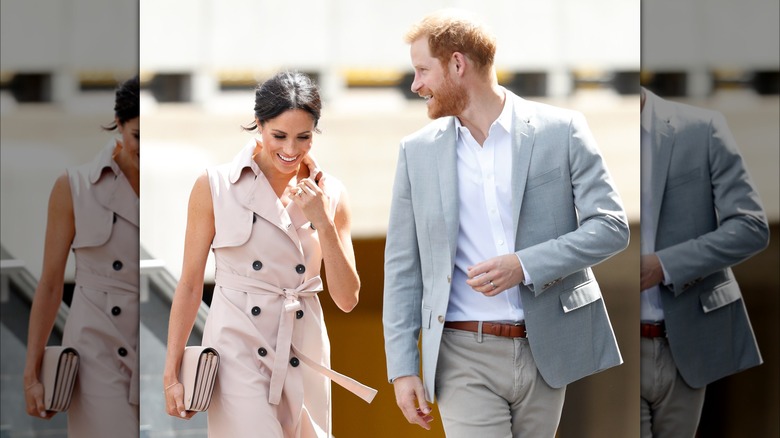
[641,254,664,291]
[393,376,434,430]
[466,254,525,297]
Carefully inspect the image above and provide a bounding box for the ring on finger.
[295,187,304,197]
[489,280,497,290]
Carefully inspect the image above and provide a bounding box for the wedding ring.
[489,280,497,290]
[295,187,303,197]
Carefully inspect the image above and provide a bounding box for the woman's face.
[117,117,139,161]
[257,109,315,176]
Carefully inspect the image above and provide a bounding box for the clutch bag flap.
[41,346,80,412]
[180,346,220,411]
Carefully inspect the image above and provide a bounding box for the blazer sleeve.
[383,143,424,382]
[516,112,630,294]
[655,112,769,294]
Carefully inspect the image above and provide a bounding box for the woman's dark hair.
[242,71,322,132]
[103,75,140,131]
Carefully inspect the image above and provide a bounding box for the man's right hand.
[393,375,434,430]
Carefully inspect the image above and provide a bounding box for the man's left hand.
[466,254,525,297]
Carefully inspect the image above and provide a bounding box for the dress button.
[437,315,444,323]
[253,214,257,223]
[111,306,121,316]
[118,347,127,357]
[112,260,123,271]
[296,310,304,319]
[258,347,267,357]
[289,357,300,367]
[251,306,261,316]
[252,260,263,271]
[295,264,306,274]
[113,212,117,223]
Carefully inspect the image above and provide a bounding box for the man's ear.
[451,52,467,77]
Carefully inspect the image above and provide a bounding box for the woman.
[23,76,140,437]
[163,71,375,437]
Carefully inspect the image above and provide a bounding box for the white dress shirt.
[446,94,526,323]
[640,95,666,322]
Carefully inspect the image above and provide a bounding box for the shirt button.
[498,240,504,245]
[117,347,127,357]
[289,357,300,367]
[251,306,261,316]
[295,264,306,274]
[111,306,121,316]
[112,260,123,271]
[437,315,444,323]
[257,347,267,357]
[252,260,263,271]
[296,310,304,319]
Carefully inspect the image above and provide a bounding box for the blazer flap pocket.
[526,167,561,191]
[422,307,432,329]
[700,281,741,313]
[560,280,602,313]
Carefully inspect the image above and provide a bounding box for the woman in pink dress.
[23,76,140,437]
[163,71,375,437]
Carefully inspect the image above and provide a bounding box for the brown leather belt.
[641,322,666,338]
[444,321,526,338]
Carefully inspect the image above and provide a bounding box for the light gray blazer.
[383,91,629,401]
[645,89,769,388]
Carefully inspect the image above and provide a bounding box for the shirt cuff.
[515,253,532,285]
[658,257,672,286]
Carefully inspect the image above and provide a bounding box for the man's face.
[409,37,468,119]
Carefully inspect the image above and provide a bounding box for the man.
[383,10,629,436]
[639,87,769,437]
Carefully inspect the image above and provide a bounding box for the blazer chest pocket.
[665,167,702,191]
[526,167,561,191]
[560,280,602,313]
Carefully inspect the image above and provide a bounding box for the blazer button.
[112,260,123,271]
[289,357,300,367]
[251,306,261,316]
[252,260,263,271]
[437,315,444,323]
[117,347,127,357]
[111,306,121,316]
[257,347,267,357]
[447,275,451,284]
[295,264,306,274]
[296,310,304,319]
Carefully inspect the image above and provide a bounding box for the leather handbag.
[41,346,80,411]
[179,346,220,411]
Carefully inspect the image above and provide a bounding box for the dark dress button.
[252,260,263,271]
[251,306,261,316]
[111,306,121,316]
[296,310,304,319]
[113,212,117,223]
[118,347,127,357]
[112,260,123,271]
[253,214,257,223]
[258,347,267,357]
[289,357,300,367]
[295,264,306,274]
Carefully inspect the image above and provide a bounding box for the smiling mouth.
[277,153,298,163]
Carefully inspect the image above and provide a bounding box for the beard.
[426,72,469,119]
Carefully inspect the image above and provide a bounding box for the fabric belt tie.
[641,322,666,338]
[216,271,377,405]
[444,321,527,338]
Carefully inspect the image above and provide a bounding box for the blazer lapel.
[435,119,459,264]
[651,97,675,235]
[510,97,536,234]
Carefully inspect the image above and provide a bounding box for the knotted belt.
[216,271,377,405]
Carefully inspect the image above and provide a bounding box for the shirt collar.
[455,88,512,140]
[228,139,262,184]
[88,138,123,184]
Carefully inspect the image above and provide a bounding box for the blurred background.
[0,0,776,437]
